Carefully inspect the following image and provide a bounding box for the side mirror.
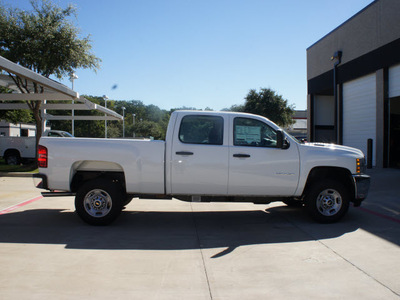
[276,130,284,149]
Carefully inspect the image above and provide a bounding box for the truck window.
[21,129,29,137]
[234,117,277,147]
[47,132,62,137]
[60,131,74,137]
[179,115,224,145]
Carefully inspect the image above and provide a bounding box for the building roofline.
[306,0,378,51]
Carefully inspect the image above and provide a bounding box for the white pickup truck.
[0,130,73,165]
[35,111,370,225]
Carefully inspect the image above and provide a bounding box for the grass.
[0,158,38,173]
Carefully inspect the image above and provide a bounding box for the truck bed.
[39,137,166,194]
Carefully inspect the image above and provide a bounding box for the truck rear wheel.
[305,179,350,223]
[5,151,21,165]
[75,178,124,225]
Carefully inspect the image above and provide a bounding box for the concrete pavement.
[0,169,399,299]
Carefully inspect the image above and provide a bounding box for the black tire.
[5,152,21,165]
[75,178,124,225]
[305,179,350,223]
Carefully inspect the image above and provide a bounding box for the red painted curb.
[357,206,400,224]
[0,195,43,215]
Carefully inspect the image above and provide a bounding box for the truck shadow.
[0,205,378,256]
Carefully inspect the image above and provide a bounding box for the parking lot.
[0,169,399,300]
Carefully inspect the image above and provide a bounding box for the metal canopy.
[0,55,123,125]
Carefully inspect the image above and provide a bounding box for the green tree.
[225,104,244,112]
[235,88,295,127]
[132,120,164,140]
[0,0,100,150]
[47,95,107,137]
[169,106,199,113]
[0,108,33,124]
[0,86,33,124]
[145,104,164,123]
[74,96,105,137]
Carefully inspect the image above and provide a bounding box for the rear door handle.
[233,154,251,158]
[176,151,194,156]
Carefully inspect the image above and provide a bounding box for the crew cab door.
[169,114,229,195]
[228,116,300,196]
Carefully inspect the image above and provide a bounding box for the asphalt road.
[0,170,399,300]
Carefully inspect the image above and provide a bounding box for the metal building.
[307,0,400,168]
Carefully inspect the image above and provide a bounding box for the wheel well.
[4,149,20,158]
[303,167,354,198]
[70,171,126,193]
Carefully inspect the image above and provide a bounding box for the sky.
[6,0,374,111]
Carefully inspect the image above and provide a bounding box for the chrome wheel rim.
[83,189,112,218]
[316,188,342,216]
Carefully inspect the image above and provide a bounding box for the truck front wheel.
[305,180,350,223]
[75,178,124,225]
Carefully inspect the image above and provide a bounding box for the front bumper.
[352,174,370,203]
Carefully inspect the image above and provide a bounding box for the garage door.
[389,63,400,98]
[389,64,400,167]
[343,73,376,166]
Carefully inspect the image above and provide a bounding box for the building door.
[313,95,335,142]
[343,73,377,166]
[389,97,400,168]
[389,64,400,168]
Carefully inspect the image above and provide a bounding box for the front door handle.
[176,151,194,156]
[233,154,251,158]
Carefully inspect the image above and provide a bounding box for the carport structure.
[0,55,122,135]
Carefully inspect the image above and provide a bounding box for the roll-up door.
[389,64,400,98]
[313,95,335,142]
[343,73,376,166]
[389,64,400,167]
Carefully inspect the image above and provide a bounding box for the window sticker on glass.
[234,117,277,147]
[235,126,261,144]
